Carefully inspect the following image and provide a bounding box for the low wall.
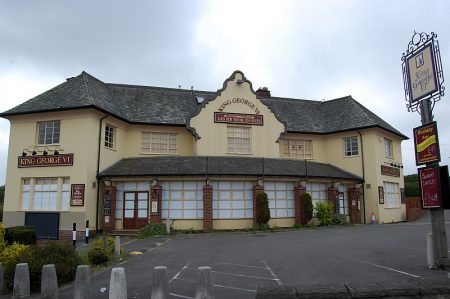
[256,279,450,298]
[406,196,422,222]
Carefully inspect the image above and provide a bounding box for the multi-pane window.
[115,181,151,219]
[161,181,203,219]
[104,124,115,149]
[282,139,313,159]
[212,181,253,219]
[306,182,327,213]
[142,132,177,154]
[384,138,393,158]
[337,184,349,215]
[265,181,295,218]
[21,177,69,211]
[227,126,251,153]
[343,136,359,156]
[384,182,399,208]
[37,121,60,145]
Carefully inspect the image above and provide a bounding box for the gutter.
[357,131,366,224]
[96,114,109,232]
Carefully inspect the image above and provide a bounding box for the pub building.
[0,70,407,239]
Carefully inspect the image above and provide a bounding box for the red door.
[123,191,149,229]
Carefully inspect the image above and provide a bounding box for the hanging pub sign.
[381,165,400,177]
[419,166,441,209]
[414,122,440,165]
[71,184,85,206]
[214,112,263,125]
[18,153,74,168]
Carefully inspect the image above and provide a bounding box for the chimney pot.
[256,87,271,97]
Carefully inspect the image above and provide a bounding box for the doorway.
[123,191,149,229]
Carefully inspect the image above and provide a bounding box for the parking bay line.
[343,256,420,278]
[195,259,268,269]
[184,267,277,281]
[169,260,192,283]
[263,260,283,286]
[174,277,257,293]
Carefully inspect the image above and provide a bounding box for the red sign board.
[381,165,400,177]
[214,112,263,125]
[419,166,441,208]
[71,184,85,206]
[18,154,74,168]
[414,122,440,165]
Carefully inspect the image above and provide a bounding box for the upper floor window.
[282,139,313,159]
[384,138,393,158]
[37,120,60,145]
[227,126,251,153]
[104,124,115,149]
[142,132,177,154]
[343,136,358,156]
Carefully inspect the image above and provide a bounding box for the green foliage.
[0,185,4,202]
[256,192,270,227]
[333,213,350,225]
[292,223,302,229]
[140,222,167,238]
[315,201,335,226]
[0,243,31,291]
[0,224,7,253]
[404,174,420,197]
[307,217,320,227]
[5,226,37,245]
[88,239,109,265]
[301,193,313,224]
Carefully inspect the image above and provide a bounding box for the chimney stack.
[256,87,271,97]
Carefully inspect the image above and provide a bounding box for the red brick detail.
[406,196,422,221]
[348,188,361,224]
[253,185,264,227]
[327,187,338,208]
[294,186,306,225]
[150,185,162,223]
[203,185,213,232]
[102,186,117,232]
[58,230,85,241]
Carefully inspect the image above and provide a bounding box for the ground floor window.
[161,181,203,219]
[384,182,399,208]
[337,184,349,215]
[21,177,70,211]
[306,182,327,213]
[212,181,253,219]
[265,181,295,218]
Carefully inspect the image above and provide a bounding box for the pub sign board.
[18,153,74,168]
[406,43,439,103]
[414,122,440,165]
[419,166,441,209]
[71,184,85,206]
[381,165,400,177]
[214,112,263,126]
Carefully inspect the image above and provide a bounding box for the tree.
[404,174,420,197]
[301,193,313,224]
[256,192,270,227]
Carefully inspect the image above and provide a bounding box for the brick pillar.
[203,185,213,232]
[102,186,116,232]
[150,185,162,223]
[294,186,306,225]
[328,187,338,211]
[253,185,264,227]
[348,188,361,224]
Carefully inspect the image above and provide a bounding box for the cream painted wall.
[190,72,285,158]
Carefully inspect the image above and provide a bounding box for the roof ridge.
[81,71,95,104]
[107,82,215,94]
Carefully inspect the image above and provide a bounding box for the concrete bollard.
[109,267,127,299]
[165,218,171,234]
[41,264,58,299]
[0,262,4,295]
[115,236,121,257]
[13,263,30,299]
[196,266,214,299]
[427,233,437,269]
[151,266,168,299]
[74,265,91,299]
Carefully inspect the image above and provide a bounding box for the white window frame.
[142,132,177,154]
[104,124,116,149]
[306,182,328,215]
[21,177,70,211]
[37,120,60,145]
[343,136,359,157]
[161,181,203,219]
[282,139,313,159]
[384,138,393,158]
[212,181,253,219]
[265,181,295,218]
[384,181,399,208]
[227,126,251,154]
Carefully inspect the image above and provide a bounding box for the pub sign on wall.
[71,184,85,206]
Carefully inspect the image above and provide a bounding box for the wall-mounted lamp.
[385,161,403,169]
[103,180,111,187]
[151,178,158,186]
[257,179,263,186]
[32,149,38,156]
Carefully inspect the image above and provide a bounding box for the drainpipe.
[96,114,109,232]
[357,131,366,224]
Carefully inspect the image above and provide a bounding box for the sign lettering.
[214,112,263,125]
[407,44,438,103]
[414,122,440,165]
[71,184,85,206]
[381,165,400,177]
[419,166,441,208]
[218,98,260,114]
[18,154,74,168]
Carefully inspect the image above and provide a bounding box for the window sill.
[383,206,402,209]
[140,152,178,155]
[104,146,116,151]
[343,155,360,158]
[226,152,253,155]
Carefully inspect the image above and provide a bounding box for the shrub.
[0,242,31,291]
[315,201,334,226]
[88,238,109,265]
[307,217,320,227]
[5,226,37,245]
[256,192,270,228]
[333,213,350,225]
[0,224,7,253]
[301,193,313,224]
[140,222,167,238]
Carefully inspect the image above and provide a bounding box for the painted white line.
[195,259,267,269]
[169,293,194,299]
[263,260,282,286]
[345,257,420,278]
[208,269,276,281]
[169,260,192,283]
[213,283,256,293]
[121,238,137,246]
[145,238,171,253]
[173,277,196,283]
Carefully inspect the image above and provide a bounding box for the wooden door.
[123,191,149,229]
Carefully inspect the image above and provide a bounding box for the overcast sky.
[0,0,449,185]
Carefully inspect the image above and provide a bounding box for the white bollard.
[151,266,168,299]
[115,236,121,257]
[165,218,171,234]
[196,266,214,299]
[109,267,127,299]
[427,233,437,269]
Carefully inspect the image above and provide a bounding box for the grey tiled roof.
[98,156,362,181]
[0,71,407,138]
